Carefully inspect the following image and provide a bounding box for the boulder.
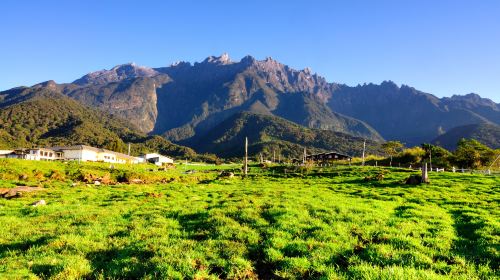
[130,178,143,184]
[1,186,45,198]
[405,175,423,185]
[218,171,235,179]
[32,199,46,207]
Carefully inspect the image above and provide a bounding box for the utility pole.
[362,139,366,166]
[303,147,307,164]
[273,149,276,163]
[128,143,131,156]
[244,137,248,177]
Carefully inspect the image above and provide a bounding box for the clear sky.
[1,0,499,102]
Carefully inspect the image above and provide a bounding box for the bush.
[396,147,425,166]
[453,139,496,169]
[117,171,147,183]
[49,170,66,181]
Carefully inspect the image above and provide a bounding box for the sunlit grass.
[0,159,498,279]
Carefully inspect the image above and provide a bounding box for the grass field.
[0,159,498,279]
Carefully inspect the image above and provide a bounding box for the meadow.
[0,159,498,279]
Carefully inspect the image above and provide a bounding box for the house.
[306,151,352,162]
[0,150,14,158]
[26,148,62,161]
[50,145,138,164]
[139,153,174,166]
[2,145,168,165]
[2,148,59,160]
[51,145,100,162]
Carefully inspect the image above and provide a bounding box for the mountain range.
[1,53,498,157]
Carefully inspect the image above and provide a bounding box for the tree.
[398,147,425,166]
[454,139,495,169]
[382,141,404,167]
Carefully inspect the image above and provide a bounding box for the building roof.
[29,147,57,152]
[0,150,14,155]
[140,153,173,160]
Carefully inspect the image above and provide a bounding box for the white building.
[1,148,61,161]
[51,145,137,164]
[1,145,170,165]
[26,148,62,161]
[0,150,14,158]
[139,153,174,166]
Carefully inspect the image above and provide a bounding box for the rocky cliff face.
[152,54,378,142]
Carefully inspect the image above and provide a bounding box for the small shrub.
[33,170,45,180]
[49,170,66,181]
[117,171,147,183]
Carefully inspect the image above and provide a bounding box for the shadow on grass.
[246,206,289,279]
[176,212,216,241]
[86,247,157,279]
[0,236,52,257]
[31,264,63,279]
[450,209,498,269]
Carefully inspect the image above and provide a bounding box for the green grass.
[0,159,498,279]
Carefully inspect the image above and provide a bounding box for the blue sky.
[1,0,499,101]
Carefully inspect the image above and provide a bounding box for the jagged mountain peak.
[170,61,191,67]
[200,52,233,65]
[240,55,256,65]
[73,63,159,85]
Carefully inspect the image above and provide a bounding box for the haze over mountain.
[1,53,499,154]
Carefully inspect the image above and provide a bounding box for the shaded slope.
[185,112,383,158]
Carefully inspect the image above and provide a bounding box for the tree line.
[379,139,499,170]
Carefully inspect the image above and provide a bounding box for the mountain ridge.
[2,53,498,150]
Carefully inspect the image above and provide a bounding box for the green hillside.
[186,112,383,158]
[0,86,196,159]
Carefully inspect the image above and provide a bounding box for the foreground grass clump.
[0,159,498,279]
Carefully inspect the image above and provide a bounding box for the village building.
[0,150,14,158]
[1,148,59,160]
[306,151,352,162]
[139,153,174,166]
[26,148,62,161]
[1,145,174,165]
[50,145,139,164]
